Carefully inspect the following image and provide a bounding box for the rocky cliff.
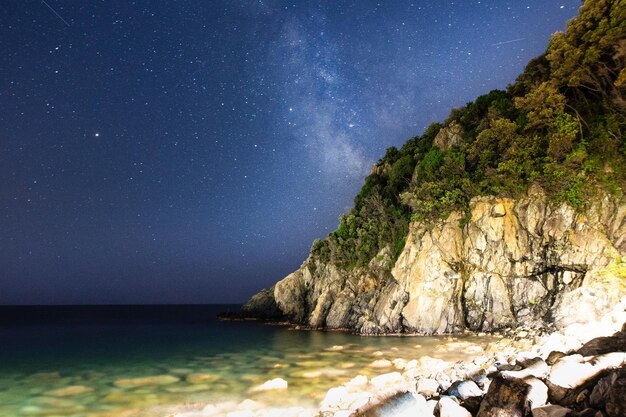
[242,0,626,335]
[243,186,626,334]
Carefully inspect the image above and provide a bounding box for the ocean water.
[0,305,494,416]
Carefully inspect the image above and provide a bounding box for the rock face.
[433,121,464,150]
[244,186,626,334]
[240,287,283,320]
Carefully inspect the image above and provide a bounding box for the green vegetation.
[311,0,625,270]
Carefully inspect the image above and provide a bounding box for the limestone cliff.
[242,0,626,335]
[243,186,626,334]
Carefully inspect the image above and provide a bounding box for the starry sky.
[1,0,581,305]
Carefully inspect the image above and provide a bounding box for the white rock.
[523,376,548,409]
[438,396,472,417]
[450,380,482,400]
[237,399,261,411]
[418,356,449,377]
[393,358,408,370]
[370,372,405,390]
[370,359,393,368]
[405,359,418,370]
[548,352,626,389]
[426,399,438,415]
[348,394,371,411]
[321,387,372,412]
[251,378,288,392]
[416,377,439,397]
[345,375,368,388]
[321,387,350,411]
[262,407,315,417]
[374,392,431,417]
[536,333,583,358]
[226,411,254,417]
[201,404,218,416]
[503,357,550,379]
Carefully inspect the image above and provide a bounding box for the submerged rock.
[113,375,179,388]
[251,378,288,392]
[370,359,393,369]
[186,373,217,384]
[43,385,93,397]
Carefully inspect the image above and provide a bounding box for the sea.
[0,305,494,416]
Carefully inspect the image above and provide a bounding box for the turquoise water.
[0,305,493,416]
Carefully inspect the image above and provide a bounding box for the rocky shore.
[242,187,626,336]
[169,299,625,417]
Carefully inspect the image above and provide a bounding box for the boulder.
[532,405,573,417]
[589,367,626,417]
[370,372,406,390]
[577,332,626,357]
[547,352,626,402]
[416,377,440,397]
[438,396,472,417]
[345,375,368,388]
[546,351,567,366]
[477,376,543,417]
[447,380,482,400]
[502,357,550,379]
[523,377,548,409]
[568,409,605,417]
[354,392,431,417]
[460,395,483,415]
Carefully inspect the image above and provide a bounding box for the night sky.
[1,1,581,305]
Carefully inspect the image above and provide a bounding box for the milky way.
[0,1,580,304]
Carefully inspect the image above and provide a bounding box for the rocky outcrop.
[244,186,626,334]
[434,121,464,150]
[240,287,284,320]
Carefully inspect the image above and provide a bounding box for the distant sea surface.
[0,305,493,416]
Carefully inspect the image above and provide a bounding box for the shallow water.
[0,305,494,416]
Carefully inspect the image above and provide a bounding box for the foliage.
[311,0,626,271]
